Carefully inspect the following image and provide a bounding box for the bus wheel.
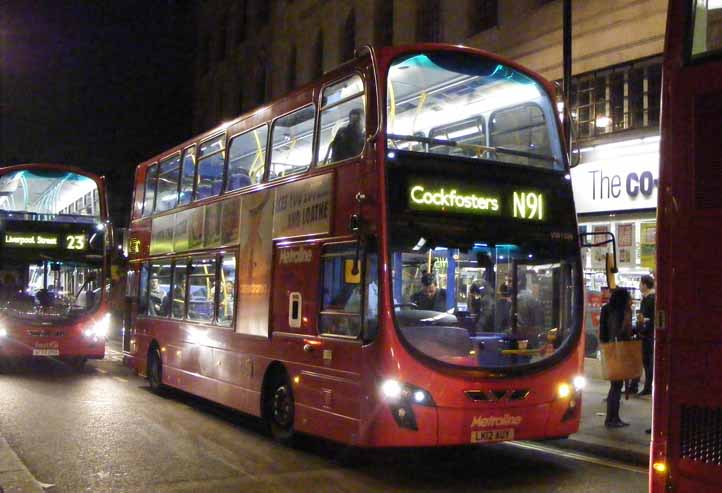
[71,357,87,372]
[147,348,164,394]
[267,374,295,444]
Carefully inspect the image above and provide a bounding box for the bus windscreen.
[386,52,564,170]
[0,169,100,217]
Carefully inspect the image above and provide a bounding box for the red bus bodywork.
[0,163,109,365]
[125,45,585,447]
[652,2,722,491]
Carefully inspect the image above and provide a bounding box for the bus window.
[142,163,158,217]
[270,105,315,179]
[147,260,172,317]
[319,245,362,337]
[319,75,366,165]
[178,146,196,206]
[690,0,722,57]
[217,253,236,326]
[171,259,188,319]
[226,125,267,191]
[188,256,216,323]
[155,154,181,212]
[133,169,145,219]
[195,135,226,201]
[139,262,150,314]
[489,103,552,168]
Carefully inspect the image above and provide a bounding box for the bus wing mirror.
[579,231,618,288]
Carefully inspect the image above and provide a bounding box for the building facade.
[193,0,667,331]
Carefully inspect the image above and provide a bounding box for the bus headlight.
[573,375,587,391]
[380,379,434,406]
[86,314,110,339]
[652,461,667,473]
[0,327,7,338]
[381,379,403,400]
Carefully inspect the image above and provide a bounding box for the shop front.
[571,135,659,357]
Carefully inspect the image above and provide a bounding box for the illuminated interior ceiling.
[0,170,98,215]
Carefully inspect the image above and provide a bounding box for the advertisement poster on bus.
[640,222,656,270]
[221,196,242,246]
[616,222,635,267]
[188,206,205,250]
[236,190,273,337]
[204,202,222,248]
[173,209,191,252]
[150,214,175,255]
[273,173,332,239]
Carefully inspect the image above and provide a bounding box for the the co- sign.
[589,169,658,200]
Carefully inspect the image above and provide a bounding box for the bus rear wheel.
[267,374,295,444]
[147,348,164,394]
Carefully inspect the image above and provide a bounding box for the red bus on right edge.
[651,1,722,491]
[124,44,585,448]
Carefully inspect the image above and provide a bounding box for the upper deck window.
[226,125,268,191]
[143,164,158,217]
[386,52,564,170]
[0,169,101,218]
[178,146,197,207]
[319,75,366,165]
[690,0,722,58]
[270,105,316,179]
[155,154,181,213]
[195,135,226,201]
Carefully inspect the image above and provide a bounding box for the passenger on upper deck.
[329,108,364,162]
[148,276,167,316]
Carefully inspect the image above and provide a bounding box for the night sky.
[0,0,195,225]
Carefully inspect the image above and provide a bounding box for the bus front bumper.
[0,333,105,360]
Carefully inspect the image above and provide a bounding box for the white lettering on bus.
[279,247,313,264]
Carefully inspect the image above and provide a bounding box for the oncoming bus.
[651,2,722,491]
[125,44,584,447]
[0,164,110,370]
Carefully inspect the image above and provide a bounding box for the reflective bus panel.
[125,45,583,448]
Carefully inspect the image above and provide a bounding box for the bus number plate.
[471,428,514,443]
[33,349,60,356]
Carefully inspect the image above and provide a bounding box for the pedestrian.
[636,275,655,396]
[600,287,634,428]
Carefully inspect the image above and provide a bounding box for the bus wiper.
[386,134,558,163]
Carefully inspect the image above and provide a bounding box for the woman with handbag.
[599,287,634,428]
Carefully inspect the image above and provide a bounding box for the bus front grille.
[465,389,530,402]
[680,405,722,465]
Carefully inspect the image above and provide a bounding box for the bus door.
[124,263,147,354]
[272,241,364,442]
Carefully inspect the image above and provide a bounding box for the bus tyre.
[147,348,165,394]
[71,357,87,372]
[267,374,295,444]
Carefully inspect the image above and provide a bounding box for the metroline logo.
[470,414,523,428]
[409,185,500,213]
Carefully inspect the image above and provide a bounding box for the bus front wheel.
[147,348,164,394]
[267,374,295,444]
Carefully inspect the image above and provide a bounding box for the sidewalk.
[550,361,653,466]
[0,437,45,493]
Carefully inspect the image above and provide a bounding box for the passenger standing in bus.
[600,287,633,428]
[637,275,655,396]
[494,283,513,332]
[329,108,364,162]
[148,276,166,316]
[412,273,447,312]
[516,271,544,341]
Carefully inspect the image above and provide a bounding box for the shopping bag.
[599,340,643,381]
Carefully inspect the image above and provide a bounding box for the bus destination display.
[4,232,87,251]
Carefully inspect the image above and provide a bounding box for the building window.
[236,1,247,44]
[376,0,394,46]
[569,57,662,140]
[341,9,356,62]
[469,0,498,35]
[312,30,324,79]
[288,45,297,90]
[417,0,441,42]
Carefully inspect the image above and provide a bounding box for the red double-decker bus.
[125,44,585,447]
[0,164,110,370]
[650,1,722,491]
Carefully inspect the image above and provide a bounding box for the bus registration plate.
[471,429,514,443]
[33,349,60,356]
